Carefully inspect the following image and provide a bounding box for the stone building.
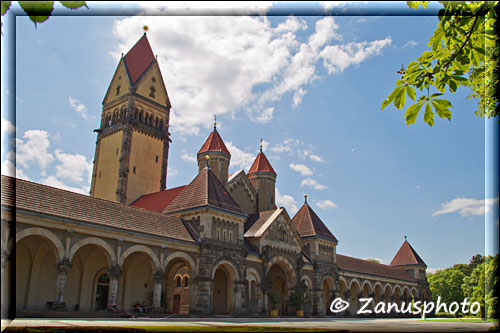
[1,34,431,317]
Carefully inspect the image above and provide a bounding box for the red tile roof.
[390,240,427,267]
[337,254,415,282]
[198,128,231,157]
[130,185,187,213]
[1,176,196,243]
[124,34,155,85]
[248,150,276,176]
[163,167,245,216]
[292,203,338,242]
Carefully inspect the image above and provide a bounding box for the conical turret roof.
[292,200,337,242]
[198,127,231,157]
[390,240,426,267]
[248,150,276,176]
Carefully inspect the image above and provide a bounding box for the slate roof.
[198,128,231,157]
[248,150,276,176]
[123,33,155,85]
[131,185,187,213]
[292,202,338,242]
[163,167,246,217]
[390,240,427,267]
[337,254,415,282]
[1,176,196,243]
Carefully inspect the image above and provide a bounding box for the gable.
[135,60,171,108]
[102,59,131,106]
[244,208,303,253]
[228,170,257,215]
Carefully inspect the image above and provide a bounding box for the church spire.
[197,120,231,187]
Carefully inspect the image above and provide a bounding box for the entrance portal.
[213,268,228,314]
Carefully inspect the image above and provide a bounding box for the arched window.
[159,119,163,130]
[250,280,257,300]
[176,276,181,288]
[183,277,189,288]
[155,117,159,128]
[116,85,120,95]
[139,111,143,123]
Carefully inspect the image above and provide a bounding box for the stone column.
[107,265,123,305]
[152,271,165,308]
[55,259,72,305]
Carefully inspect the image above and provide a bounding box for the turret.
[247,140,276,213]
[197,118,231,188]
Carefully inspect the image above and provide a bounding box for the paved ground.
[2,318,498,332]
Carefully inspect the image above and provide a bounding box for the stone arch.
[383,283,393,295]
[410,287,418,300]
[321,275,335,316]
[348,278,361,291]
[16,227,65,262]
[162,251,196,276]
[68,237,116,266]
[119,245,160,271]
[361,280,373,294]
[211,259,240,281]
[212,259,240,315]
[246,267,261,283]
[266,255,296,286]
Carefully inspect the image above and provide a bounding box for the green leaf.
[381,87,401,110]
[19,1,54,24]
[1,1,11,16]
[60,1,87,9]
[423,101,434,126]
[449,79,457,93]
[394,86,406,110]
[430,99,452,120]
[404,100,425,126]
[430,92,443,98]
[406,85,416,101]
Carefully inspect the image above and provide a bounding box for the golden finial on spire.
[260,138,263,152]
[304,194,308,203]
[214,115,217,130]
[143,25,149,34]
[205,154,210,168]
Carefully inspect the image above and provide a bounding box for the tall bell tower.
[90,33,172,204]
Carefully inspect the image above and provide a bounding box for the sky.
[1,1,498,272]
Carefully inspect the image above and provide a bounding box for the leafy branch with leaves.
[1,1,87,29]
[382,1,498,126]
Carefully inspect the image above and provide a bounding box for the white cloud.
[226,141,255,171]
[403,40,420,47]
[181,152,197,163]
[300,150,324,163]
[16,130,54,169]
[320,37,392,74]
[54,149,92,184]
[433,197,499,217]
[1,159,30,180]
[316,199,337,209]
[112,16,390,135]
[300,177,328,190]
[1,118,15,140]
[320,1,361,9]
[69,97,89,119]
[289,163,313,176]
[254,107,274,124]
[168,166,179,177]
[42,175,88,195]
[426,267,442,274]
[276,188,298,214]
[415,185,424,191]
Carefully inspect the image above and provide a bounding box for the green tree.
[365,258,380,264]
[462,262,485,317]
[381,1,498,126]
[428,267,466,305]
[485,255,499,319]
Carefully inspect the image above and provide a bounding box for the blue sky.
[1,1,498,271]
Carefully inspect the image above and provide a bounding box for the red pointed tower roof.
[198,123,231,157]
[292,196,338,242]
[248,144,276,176]
[123,33,155,85]
[390,239,427,267]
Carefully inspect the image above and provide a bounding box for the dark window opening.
[155,155,159,163]
[133,166,136,174]
[149,86,156,98]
